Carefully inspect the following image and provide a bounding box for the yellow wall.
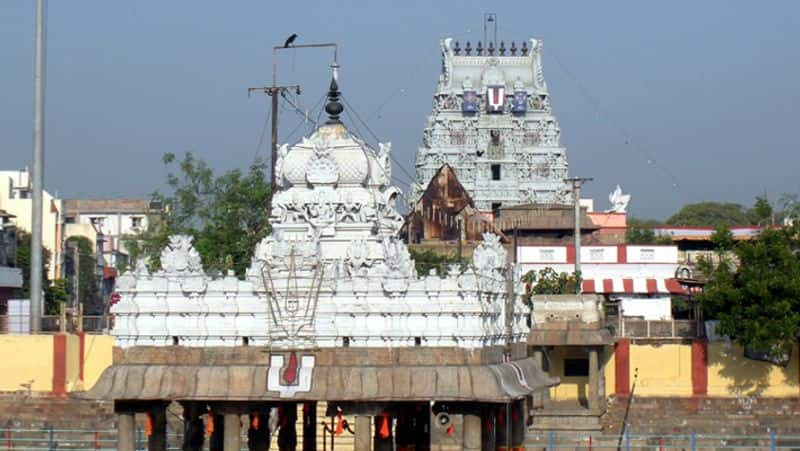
[629,343,693,396]
[0,335,54,392]
[83,335,114,390]
[707,342,799,397]
[64,334,81,391]
[604,347,615,399]
[548,347,589,402]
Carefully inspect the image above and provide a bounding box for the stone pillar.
[278,404,298,451]
[495,404,510,451]
[480,407,495,451]
[223,414,241,451]
[532,348,543,368]
[510,401,525,451]
[354,416,371,451]
[117,412,136,451]
[414,404,431,451]
[463,414,481,451]
[395,411,415,451]
[588,347,599,411]
[302,402,317,451]
[183,403,205,451]
[247,411,270,451]
[209,412,225,451]
[147,406,167,451]
[373,413,393,451]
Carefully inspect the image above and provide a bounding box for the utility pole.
[248,84,301,212]
[249,42,337,213]
[30,0,47,333]
[565,177,592,294]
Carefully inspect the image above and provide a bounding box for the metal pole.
[565,177,592,294]
[30,0,47,333]
[270,90,279,207]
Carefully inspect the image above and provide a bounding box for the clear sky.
[2,1,799,219]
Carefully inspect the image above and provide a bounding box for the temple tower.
[412,37,572,213]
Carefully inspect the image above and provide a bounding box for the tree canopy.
[14,229,65,314]
[124,152,271,277]
[698,224,800,360]
[666,202,755,227]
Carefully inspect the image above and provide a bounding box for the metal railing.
[614,318,699,339]
[0,315,108,334]
[527,430,800,450]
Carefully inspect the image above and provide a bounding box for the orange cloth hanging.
[378,412,390,439]
[144,412,153,437]
[206,411,215,437]
[335,413,344,436]
[251,412,260,430]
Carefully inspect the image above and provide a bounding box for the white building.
[0,169,62,280]
[518,244,687,320]
[63,198,153,270]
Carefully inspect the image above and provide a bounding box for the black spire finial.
[325,77,343,124]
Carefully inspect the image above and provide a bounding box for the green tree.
[124,152,271,277]
[750,195,774,225]
[666,202,752,227]
[14,230,62,314]
[698,224,800,360]
[520,267,582,308]
[408,248,463,276]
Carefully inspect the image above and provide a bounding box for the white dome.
[282,124,371,187]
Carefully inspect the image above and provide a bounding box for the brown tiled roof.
[63,198,150,214]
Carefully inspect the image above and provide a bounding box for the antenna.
[483,13,497,48]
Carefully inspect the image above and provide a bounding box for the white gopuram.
[111,79,528,349]
[412,37,572,211]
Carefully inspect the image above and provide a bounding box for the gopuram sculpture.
[412,37,573,211]
[89,77,556,451]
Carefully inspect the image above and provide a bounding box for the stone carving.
[381,236,414,294]
[472,232,507,293]
[275,143,289,188]
[346,239,370,274]
[161,235,203,275]
[306,141,339,185]
[607,185,631,213]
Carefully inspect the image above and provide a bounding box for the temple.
[87,78,556,451]
[411,38,571,215]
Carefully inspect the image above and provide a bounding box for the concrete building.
[63,198,154,271]
[518,244,686,321]
[0,169,63,280]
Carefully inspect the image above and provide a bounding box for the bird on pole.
[284,33,298,48]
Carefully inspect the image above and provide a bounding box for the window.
[564,358,589,377]
[491,203,502,217]
[490,130,501,145]
[523,131,540,146]
[131,217,143,228]
[450,130,465,145]
[491,164,501,180]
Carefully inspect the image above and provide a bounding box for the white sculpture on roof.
[607,184,631,213]
[110,79,529,349]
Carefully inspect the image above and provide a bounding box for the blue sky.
[2,1,799,219]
